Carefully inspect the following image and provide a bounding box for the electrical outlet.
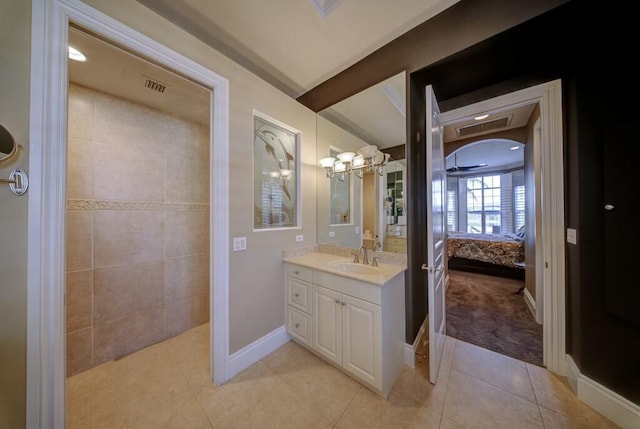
[296,235,304,242]
[355,226,360,234]
[233,237,247,251]
[566,228,577,245]
[329,231,335,237]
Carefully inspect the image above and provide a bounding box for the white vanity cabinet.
[284,259,405,398]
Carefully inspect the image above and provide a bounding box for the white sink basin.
[329,261,380,275]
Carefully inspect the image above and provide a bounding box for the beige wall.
[0,1,30,427]
[81,0,317,354]
[65,84,210,375]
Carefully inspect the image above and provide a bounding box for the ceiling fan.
[445,153,487,174]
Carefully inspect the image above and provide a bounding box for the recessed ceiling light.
[473,114,489,121]
[510,146,520,150]
[68,46,86,62]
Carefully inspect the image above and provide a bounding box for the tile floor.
[66,323,620,428]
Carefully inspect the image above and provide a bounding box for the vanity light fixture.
[319,144,390,181]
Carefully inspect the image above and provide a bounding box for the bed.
[446,230,525,279]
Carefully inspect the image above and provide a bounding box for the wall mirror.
[0,124,19,163]
[316,71,407,253]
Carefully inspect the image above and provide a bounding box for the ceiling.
[136,0,461,98]
[68,2,534,172]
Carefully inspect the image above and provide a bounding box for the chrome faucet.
[374,241,382,251]
[359,245,369,265]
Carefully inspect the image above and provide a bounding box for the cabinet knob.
[335,299,340,304]
[294,323,300,328]
[294,270,300,274]
[294,293,299,297]
[341,302,346,306]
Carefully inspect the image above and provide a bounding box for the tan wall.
[82,0,317,353]
[0,1,30,427]
[65,84,210,375]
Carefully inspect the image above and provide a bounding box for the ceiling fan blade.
[457,163,487,171]
[446,163,487,173]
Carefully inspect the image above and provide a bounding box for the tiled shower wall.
[65,83,210,376]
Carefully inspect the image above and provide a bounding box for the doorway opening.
[64,25,213,422]
[64,25,212,362]
[425,80,565,382]
[443,119,543,366]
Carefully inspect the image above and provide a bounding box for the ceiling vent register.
[457,116,511,137]
[143,75,168,94]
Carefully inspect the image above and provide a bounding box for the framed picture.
[253,111,300,230]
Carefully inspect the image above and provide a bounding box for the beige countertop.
[283,252,406,286]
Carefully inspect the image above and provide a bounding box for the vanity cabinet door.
[313,285,342,366]
[342,294,381,388]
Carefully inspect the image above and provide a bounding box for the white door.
[313,285,342,365]
[423,85,447,383]
[342,294,381,388]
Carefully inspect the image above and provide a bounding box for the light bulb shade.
[352,155,365,167]
[372,150,385,165]
[357,145,379,159]
[336,151,355,164]
[318,157,335,168]
[334,161,346,173]
[280,169,292,178]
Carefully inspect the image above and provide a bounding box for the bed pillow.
[515,225,526,242]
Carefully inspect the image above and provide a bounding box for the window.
[447,190,457,231]
[514,184,525,231]
[466,175,501,234]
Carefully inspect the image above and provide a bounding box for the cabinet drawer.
[286,264,313,282]
[287,277,313,314]
[287,306,312,346]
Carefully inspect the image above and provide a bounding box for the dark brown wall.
[411,1,640,403]
[300,0,640,403]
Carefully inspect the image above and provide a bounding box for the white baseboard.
[404,343,415,368]
[566,355,640,429]
[226,325,290,381]
[523,288,537,321]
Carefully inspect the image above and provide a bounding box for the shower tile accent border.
[67,199,210,212]
[283,243,407,267]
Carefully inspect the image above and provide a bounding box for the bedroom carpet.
[446,269,543,367]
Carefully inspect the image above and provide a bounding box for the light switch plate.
[329,231,335,237]
[566,228,577,245]
[296,235,304,242]
[233,236,247,251]
[355,226,360,234]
